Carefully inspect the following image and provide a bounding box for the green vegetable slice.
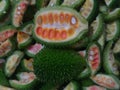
[80,0,98,23]
[83,85,106,90]
[91,74,120,89]
[34,6,88,47]
[5,51,24,77]
[0,85,15,90]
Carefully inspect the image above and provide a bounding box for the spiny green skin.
[48,0,62,7]
[80,0,99,23]
[33,48,87,84]
[104,8,120,22]
[105,0,118,9]
[106,20,120,42]
[103,41,119,76]
[86,42,101,76]
[0,69,9,86]
[5,51,24,77]
[36,0,50,9]
[90,14,104,41]
[91,74,120,89]
[61,0,85,9]
[0,0,10,20]
[33,6,88,48]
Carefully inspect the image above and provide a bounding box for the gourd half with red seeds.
[33,6,88,47]
[86,42,101,75]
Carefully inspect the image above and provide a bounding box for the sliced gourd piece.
[5,51,24,77]
[83,85,107,90]
[104,8,120,22]
[80,0,98,23]
[86,42,101,75]
[63,81,80,90]
[78,50,86,57]
[36,0,50,9]
[0,39,15,58]
[21,58,34,72]
[48,0,61,7]
[90,14,104,41]
[113,38,120,54]
[17,31,32,49]
[0,69,9,86]
[91,74,120,89]
[104,0,117,8]
[0,85,15,90]
[12,0,30,27]
[34,6,88,47]
[106,20,120,41]
[22,22,34,35]
[26,43,43,57]
[0,25,16,42]
[0,0,10,20]
[61,0,85,9]
[103,41,120,76]
[10,72,38,90]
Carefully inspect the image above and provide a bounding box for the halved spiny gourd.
[90,14,104,41]
[91,74,120,89]
[12,0,30,27]
[103,41,120,76]
[17,31,32,49]
[0,26,16,42]
[0,85,15,90]
[9,72,38,90]
[34,6,88,47]
[0,39,15,58]
[80,0,98,23]
[106,20,120,41]
[86,42,101,75]
[26,43,43,57]
[83,85,107,90]
[5,51,24,77]
[61,0,85,9]
[0,0,10,20]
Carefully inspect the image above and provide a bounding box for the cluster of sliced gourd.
[0,0,120,90]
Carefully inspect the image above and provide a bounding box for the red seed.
[36,27,42,36]
[61,30,67,39]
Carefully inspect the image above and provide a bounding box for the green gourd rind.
[91,74,120,89]
[103,41,120,76]
[9,72,38,90]
[12,0,30,27]
[86,42,101,76]
[0,39,15,58]
[106,20,120,41]
[0,0,10,20]
[104,8,120,22]
[63,81,80,90]
[90,14,104,41]
[104,0,117,8]
[80,0,99,23]
[0,85,15,90]
[83,85,107,90]
[33,48,87,84]
[61,0,85,9]
[48,0,62,7]
[5,51,24,77]
[33,6,88,47]
[0,69,9,86]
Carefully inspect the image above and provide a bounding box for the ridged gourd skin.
[33,48,87,84]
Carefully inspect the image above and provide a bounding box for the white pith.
[105,0,111,6]
[63,82,74,90]
[113,39,120,53]
[62,0,78,5]
[35,10,87,42]
[80,0,93,18]
[0,1,6,12]
[48,0,57,6]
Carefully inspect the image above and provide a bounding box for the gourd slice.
[0,85,15,90]
[17,31,32,49]
[12,0,30,27]
[80,0,98,23]
[83,85,106,90]
[34,6,88,47]
[9,72,38,90]
[0,0,10,20]
[90,14,104,41]
[103,41,120,76]
[106,20,120,41]
[113,38,120,54]
[63,81,80,90]
[91,74,120,89]
[61,0,85,9]
[26,43,43,57]
[86,42,101,75]
[5,51,24,77]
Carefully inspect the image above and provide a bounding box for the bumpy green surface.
[33,48,87,84]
